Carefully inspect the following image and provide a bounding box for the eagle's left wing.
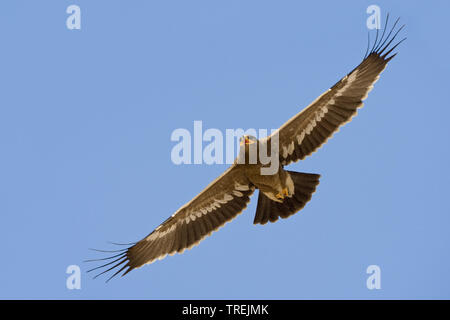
[88,164,255,280]
[269,20,405,166]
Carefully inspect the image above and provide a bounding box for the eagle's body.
[245,163,293,202]
[89,17,405,281]
[235,140,291,202]
[236,140,296,203]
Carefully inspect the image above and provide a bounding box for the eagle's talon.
[276,188,289,200]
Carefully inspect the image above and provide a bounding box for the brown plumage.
[88,17,405,281]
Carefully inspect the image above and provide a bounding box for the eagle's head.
[239,135,257,146]
[237,135,259,164]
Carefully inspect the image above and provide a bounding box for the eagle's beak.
[240,137,254,146]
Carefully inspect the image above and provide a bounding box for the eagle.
[88,16,405,281]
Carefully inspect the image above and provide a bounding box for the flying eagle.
[88,16,405,281]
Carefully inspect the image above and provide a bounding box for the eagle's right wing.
[88,164,255,280]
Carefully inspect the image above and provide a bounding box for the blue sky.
[1,1,449,299]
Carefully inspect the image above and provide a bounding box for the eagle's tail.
[253,171,320,225]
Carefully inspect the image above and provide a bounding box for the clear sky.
[1,1,449,299]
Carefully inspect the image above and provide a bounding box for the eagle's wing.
[269,21,405,166]
[89,164,254,280]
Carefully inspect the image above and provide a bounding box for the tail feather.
[253,171,320,225]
